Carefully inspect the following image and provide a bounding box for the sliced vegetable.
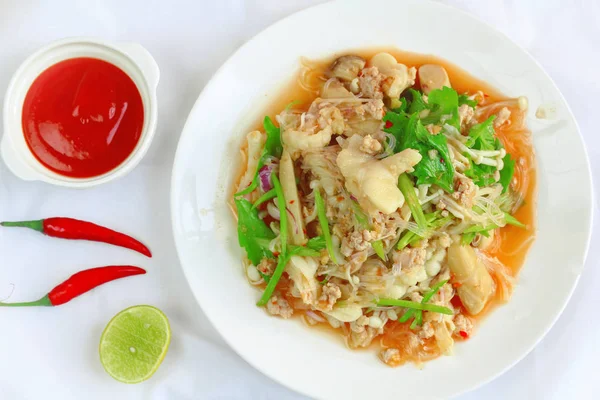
[372,240,386,261]
[461,232,477,246]
[315,190,338,264]
[257,270,271,283]
[285,100,301,110]
[252,189,276,209]
[279,149,306,245]
[463,224,498,234]
[257,251,289,306]
[271,175,288,255]
[258,165,275,192]
[351,200,370,229]
[256,244,320,306]
[289,245,321,258]
[396,211,450,250]
[263,116,283,158]
[504,212,526,229]
[376,298,453,315]
[396,230,417,250]
[398,173,427,229]
[235,117,282,196]
[398,280,448,325]
[235,198,275,265]
[448,243,494,315]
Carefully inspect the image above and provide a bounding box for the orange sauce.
[238,49,536,365]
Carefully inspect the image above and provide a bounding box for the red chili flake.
[337,196,344,202]
[459,331,469,339]
[440,158,445,163]
[451,295,463,309]
[273,252,280,257]
[483,93,489,98]
[452,281,462,288]
[289,200,295,204]
[384,120,393,129]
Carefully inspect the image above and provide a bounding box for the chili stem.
[0,295,52,307]
[1,219,44,232]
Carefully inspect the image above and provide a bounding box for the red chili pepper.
[384,120,393,129]
[1,217,151,257]
[459,330,469,339]
[0,266,146,307]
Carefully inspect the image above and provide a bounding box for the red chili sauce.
[22,57,144,178]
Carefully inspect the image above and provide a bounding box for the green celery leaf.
[458,94,477,108]
[407,89,428,114]
[383,110,410,152]
[390,97,408,113]
[421,87,460,129]
[398,114,454,192]
[466,116,499,150]
[235,198,275,265]
[306,236,327,251]
[464,156,497,187]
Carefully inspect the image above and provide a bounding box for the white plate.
[170,1,593,398]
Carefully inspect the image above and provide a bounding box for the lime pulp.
[99,305,171,384]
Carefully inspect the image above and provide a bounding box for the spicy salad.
[232,51,535,366]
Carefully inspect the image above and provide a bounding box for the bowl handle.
[1,135,39,181]
[114,42,160,90]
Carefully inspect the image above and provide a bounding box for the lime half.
[99,305,171,383]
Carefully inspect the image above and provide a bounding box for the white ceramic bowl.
[1,37,159,188]
[171,1,593,399]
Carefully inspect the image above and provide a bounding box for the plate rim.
[170,0,594,398]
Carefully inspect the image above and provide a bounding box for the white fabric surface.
[0,0,597,399]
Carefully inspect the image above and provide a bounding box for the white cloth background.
[0,0,597,399]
